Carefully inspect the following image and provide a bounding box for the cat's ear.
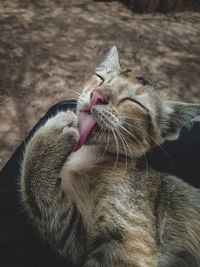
[96,46,121,73]
[162,101,200,140]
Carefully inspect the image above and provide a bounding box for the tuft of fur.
[20,47,200,267]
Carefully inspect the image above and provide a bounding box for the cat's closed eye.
[95,73,105,82]
[119,97,148,112]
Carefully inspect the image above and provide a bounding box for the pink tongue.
[73,111,97,151]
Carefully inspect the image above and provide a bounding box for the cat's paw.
[44,111,77,129]
[45,111,79,147]
[44,111,79,140]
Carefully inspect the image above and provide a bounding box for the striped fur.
[20,47,200,266]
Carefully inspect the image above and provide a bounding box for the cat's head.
[76,46,200,156]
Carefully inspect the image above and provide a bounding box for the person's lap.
[0,100,199,267]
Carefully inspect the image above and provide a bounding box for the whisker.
[111,127,119,170]
[123,121,172,163]
[70,88,82,93]
[117,123,141,145]
[142,150,149,181]
[123,116,152,124]
[117,128,135,168]
[69,89,82,97]
[118,122,149,180]
[115,129,128,174]
[101,130,110,158]
[95,127,105,143]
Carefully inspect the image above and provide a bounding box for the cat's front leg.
[20,110,79,219]
[20,111,87,264]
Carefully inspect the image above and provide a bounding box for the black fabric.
[0,99,199,267]
[0,100,77,267]
[147,122,200,188]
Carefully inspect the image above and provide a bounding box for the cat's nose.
[90,89,106,108]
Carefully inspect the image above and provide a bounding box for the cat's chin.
[84,124,109,147]
[84,124,100,145]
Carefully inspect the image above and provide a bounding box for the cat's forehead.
[83,69,150,97]
[110,75,144,97]
[120,70,150,87]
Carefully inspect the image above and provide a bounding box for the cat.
[20,46,200,267]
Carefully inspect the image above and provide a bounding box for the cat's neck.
[66,144,140,171]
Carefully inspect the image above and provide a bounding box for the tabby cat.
[20,46,200,267]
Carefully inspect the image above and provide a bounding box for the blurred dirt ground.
[0,0,200,169]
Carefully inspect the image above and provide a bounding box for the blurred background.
[0,0,200,169]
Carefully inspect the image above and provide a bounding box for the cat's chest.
[60,147,133,217]
[63,146,99,171]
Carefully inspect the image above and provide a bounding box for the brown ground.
[0,0,200,170]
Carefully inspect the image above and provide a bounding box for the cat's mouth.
[73,111,98,151]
